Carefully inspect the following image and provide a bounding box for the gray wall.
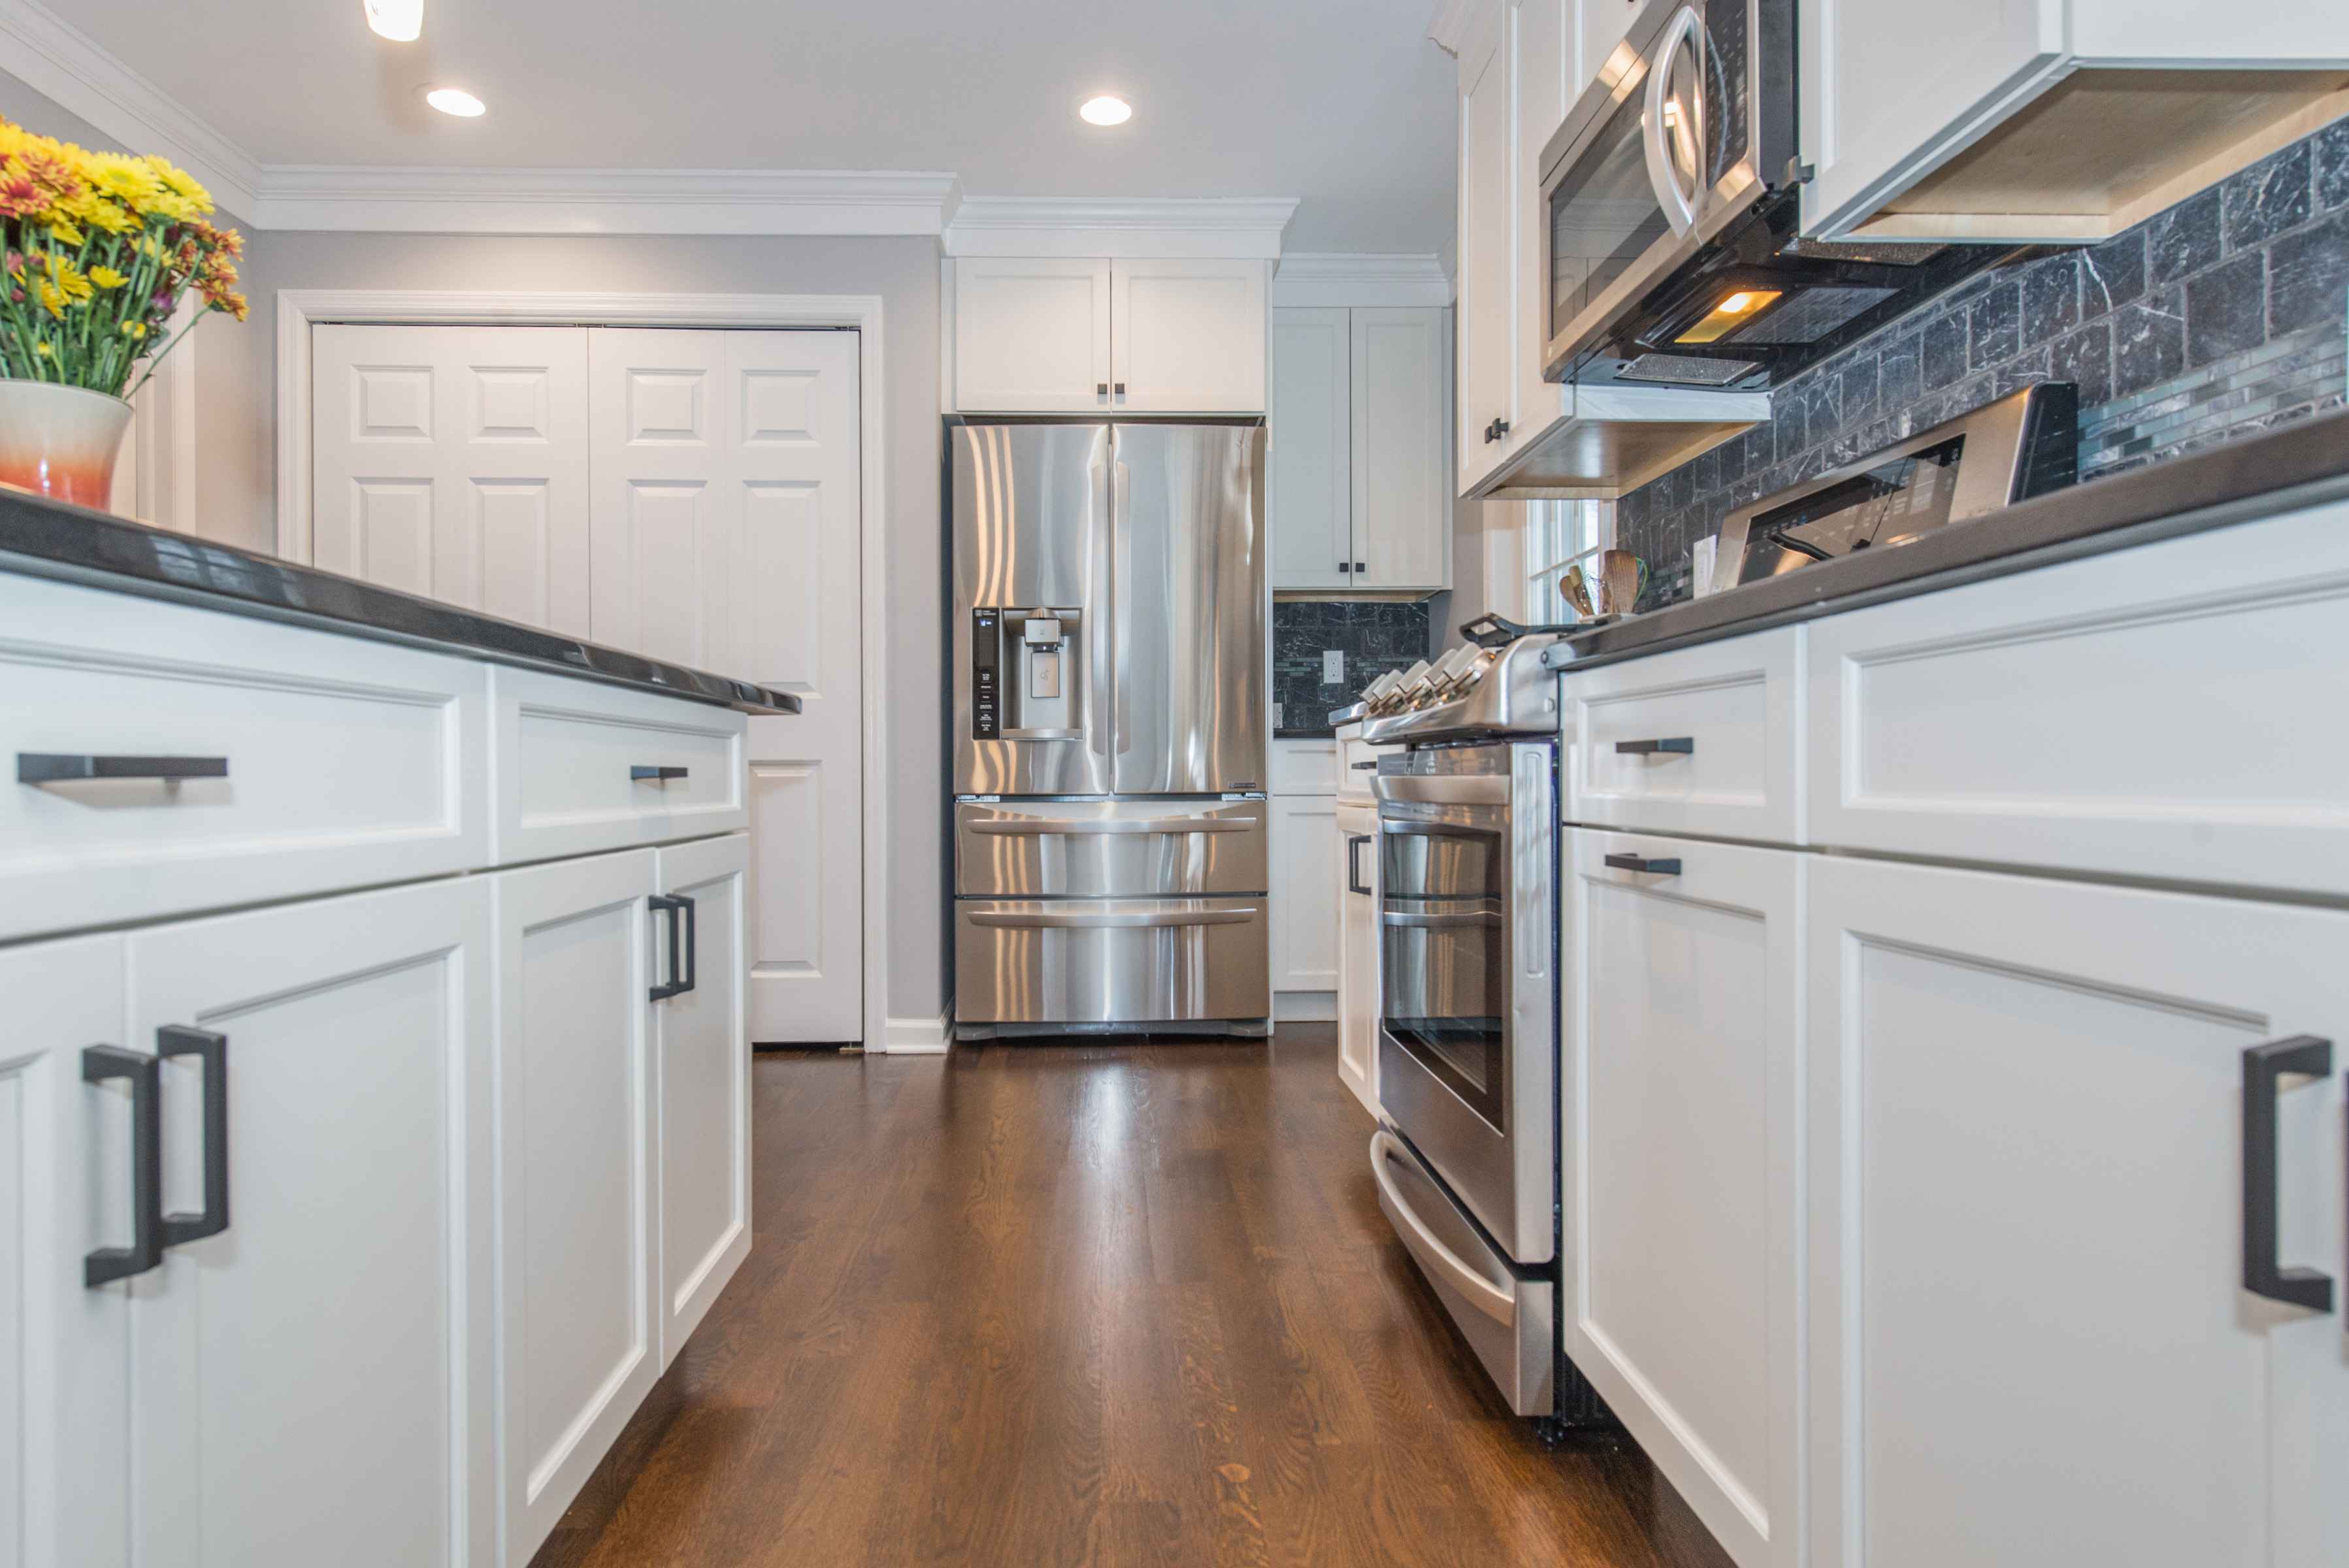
[1,71,951,1025]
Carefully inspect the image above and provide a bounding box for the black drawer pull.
[649,893,698,1001]
[20,753,229,784]
[1348,834,1373,896]
[631,766,689,783]
[1615,738,1694,756]
[158,1026,230,1249]
[2242,1035,2335,1312]
[82,1045,162,1288]
[1352,760,1379,770]
[1603,853,1682,877]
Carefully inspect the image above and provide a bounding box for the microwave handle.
[1643,5,1705,238]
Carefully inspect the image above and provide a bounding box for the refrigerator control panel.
[972,608,1000,738]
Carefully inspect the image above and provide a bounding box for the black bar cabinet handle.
[1603,853,1683,877]
[1339,562,1353,574]
[631,766,689,783]
[1347,835,1373,897]
[82,1045,162,1288]
[648,894,697,1000]
[20,753,229,784]
[1352,760,1379,771]
[1113,382,1126,395]
[157,1026,230,1250]
[1097,382,1109,395]
[1615,738,1696,756]
[2242,1035,2335,1311]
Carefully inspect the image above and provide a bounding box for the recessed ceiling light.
[1079,95,1133,127]
[363,0,422,42]
[424,86,485,118]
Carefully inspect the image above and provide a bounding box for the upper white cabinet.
[951,257,1268,414]
[949,257,1114,412]
[1801,0,2349,241]
[1454,0,1517,493]
[1270,304,1452,592]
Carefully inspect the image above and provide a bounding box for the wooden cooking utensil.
[1600,550,1645,616]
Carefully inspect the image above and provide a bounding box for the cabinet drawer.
[1337,732,1395,804]
[1565,627,1803,844]
[1271,737,1338,795]
[0,574,487,940]
[1807,500,2349,896]
[490,666,746,864]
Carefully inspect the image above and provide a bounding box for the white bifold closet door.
[587,328,864,1043]
[311,325,592,636]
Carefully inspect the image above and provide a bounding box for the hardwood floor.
[533,1024,1733,1568]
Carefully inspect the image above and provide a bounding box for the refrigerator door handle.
[1089,449,1115,762]
[1111,457,1132,761]
[968,815,1256,836]
[966,907,1258,930]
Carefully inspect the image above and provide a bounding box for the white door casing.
[312,325,592,636]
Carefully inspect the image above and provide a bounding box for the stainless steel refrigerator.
[948,418,1270,1039]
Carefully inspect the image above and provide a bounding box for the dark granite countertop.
[0,489,800,715]
[1543,408,2349,677]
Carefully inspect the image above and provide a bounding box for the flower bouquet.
[0,114,248,508]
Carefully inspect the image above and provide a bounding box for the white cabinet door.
[3,936,131,1568]
[1350,307,1451,591]
[1455,0,1517,495]
[493,849,659,1567]
[1335,806,1380,1116]
[1110,258,1268,414]
[1807,856,2349,1568]
[123,879,497,1568]
[1271,794,1341,993]
[312,325,591,636]
[1580,0,1638,99]
[1269,306,1352,591]
[953,257,1114,413]
[653,832,751,1368]
[1563,828,1803,1568]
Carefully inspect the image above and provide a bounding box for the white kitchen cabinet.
[493,848,661,1566]
[1454,0,1517,497]
[123,878,498,1568]
[1801,0,2349,242]
[1271,793,1341,994]
[1562,828,1803,1568]
[1334,801,1381,1117]
[1805,855,2348,1568]
[1579,0,1638,101]
[1270,306,1353,590]
[950,257,1114,412]
[1270,306,1453,592]
[1111,258,1268,414]
[3,936,132,1568]
[654,832,753,1368]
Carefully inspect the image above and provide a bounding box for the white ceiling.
[56,0,1458,251]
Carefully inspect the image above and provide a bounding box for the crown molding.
[0,0,261,218]
[943,196,1299,259]
[251,165,962,236]
[1272,252,1454,308]
[1425,0,1482,58]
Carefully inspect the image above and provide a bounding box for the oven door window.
[1379,821,1507,1132]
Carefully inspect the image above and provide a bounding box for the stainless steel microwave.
[1537,0,2003,391]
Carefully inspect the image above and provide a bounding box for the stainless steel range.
[1360,625,1605,1424]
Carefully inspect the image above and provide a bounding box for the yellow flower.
[64,191,137,233]
[41,211,83,246]
[49,258,92,304]
[33,339,54,356]
[89,265,127,289]
[36,279,64,318]
[139,189,198,223]
[146,155,212,214]
[120,319,148,338]
[85,150,160,206]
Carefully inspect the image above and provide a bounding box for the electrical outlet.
[1322,649,1345,684]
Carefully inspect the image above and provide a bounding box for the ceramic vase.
[0,379,133,510]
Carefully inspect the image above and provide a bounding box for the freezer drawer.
[955,798,1268,898]
[1371,1128,1554,1416]
[955,897,1271,1025]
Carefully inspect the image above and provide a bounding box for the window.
[1524,499,1612,625]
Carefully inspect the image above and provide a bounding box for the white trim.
[0,0,261,217]
[943,196,1299,259]
[879,1010,953,1056]
[251,166,962,237]
[1425,0,1483,58]
[1271,252,1454,308]
[1274,991,1338,1024]
[275,288,895,1050]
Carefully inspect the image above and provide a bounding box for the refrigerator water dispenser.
[970,606,1085,741]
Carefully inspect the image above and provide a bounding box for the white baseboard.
[879,1009,952,1054]
[1273,990,1338,1022]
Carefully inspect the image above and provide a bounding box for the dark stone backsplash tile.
[1272,598,1432,733]
[1612,117,2349,612]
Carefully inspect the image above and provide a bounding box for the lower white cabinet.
[1806,855,2349,1568]
[1271,792,1341,993]
[1335,802,1380,1115]
[1562,828,1803,1568]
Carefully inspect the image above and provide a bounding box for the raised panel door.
[1350,307,1451,590]
[1563,828,1803,1568]
[1109,259,1268,414]
[1269,306,1351,590]
[1456,0,1518,494]
[1272,794,1341,993]
[1,936,131,1568]
[123,879,496,1568]
[1807,855,2348,1568]
[953,257,1114,412]
[312,325,591,635]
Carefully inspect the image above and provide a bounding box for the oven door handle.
[966,907,1256,930]
[1381,908,1503,930]
[1370,1130,1517,1327]
[1643,5,1706,238]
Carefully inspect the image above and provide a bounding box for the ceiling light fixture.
[424,86,486,118]
[1079,95,1133,127]
[363,0,423,42]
